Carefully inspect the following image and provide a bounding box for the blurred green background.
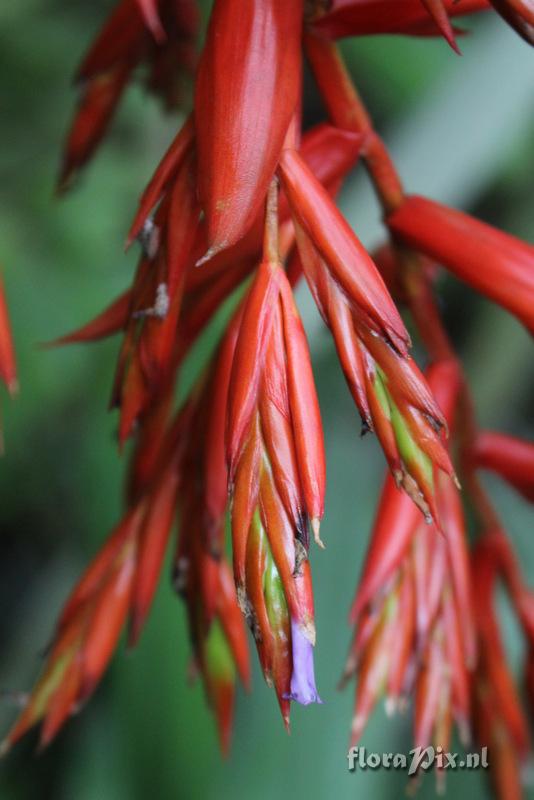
[1,2,533,798]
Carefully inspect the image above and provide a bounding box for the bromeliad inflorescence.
[2,1,534,797]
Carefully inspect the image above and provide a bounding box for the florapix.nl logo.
[347,745,489,775]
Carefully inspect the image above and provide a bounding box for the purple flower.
[285,619,323,706]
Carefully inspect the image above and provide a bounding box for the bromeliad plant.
[3,0,534,796]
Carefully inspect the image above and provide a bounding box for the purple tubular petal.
[285,618,323,705]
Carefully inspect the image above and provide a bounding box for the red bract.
[175,544,250,754]
[195,0,303,261]
[112,152,202,443]
[135,0,165,40]
[0,275,17,396]
[349,475,421,622]
[419,0,460,52]
[59,0,198,191]
[127,115,194,246]
[289,213,453,523]
[388,195,534,334]
[471,430,534,502]
[125,117,361,276]
[45,290,131,346]
[59,66,131,193]
[489,0,534,44]
[312,0,489,41]
[279,148,409,354]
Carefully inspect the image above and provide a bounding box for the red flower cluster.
[3,2,534,798]
[58,0,199,192]
[344,363,475,776]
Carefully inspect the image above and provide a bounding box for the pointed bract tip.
[55,169,76,198]
[442,28,462,55]
[218,729,232,759]
[457,717,471,747]
[421,0,461,53]
[311,517,325,549]
[337,654,356,689]
[195,243,227,268]
[76,676,97,708]
[397,471,435,525]
[385,696,397,717]
[7,378,18,397]
[136,0,166,43]
[350,713,365,746]
[127,610,145,649]
[398,696,409,714]
[36,732,53,755]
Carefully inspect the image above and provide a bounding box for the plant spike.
[3,4,534,796]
